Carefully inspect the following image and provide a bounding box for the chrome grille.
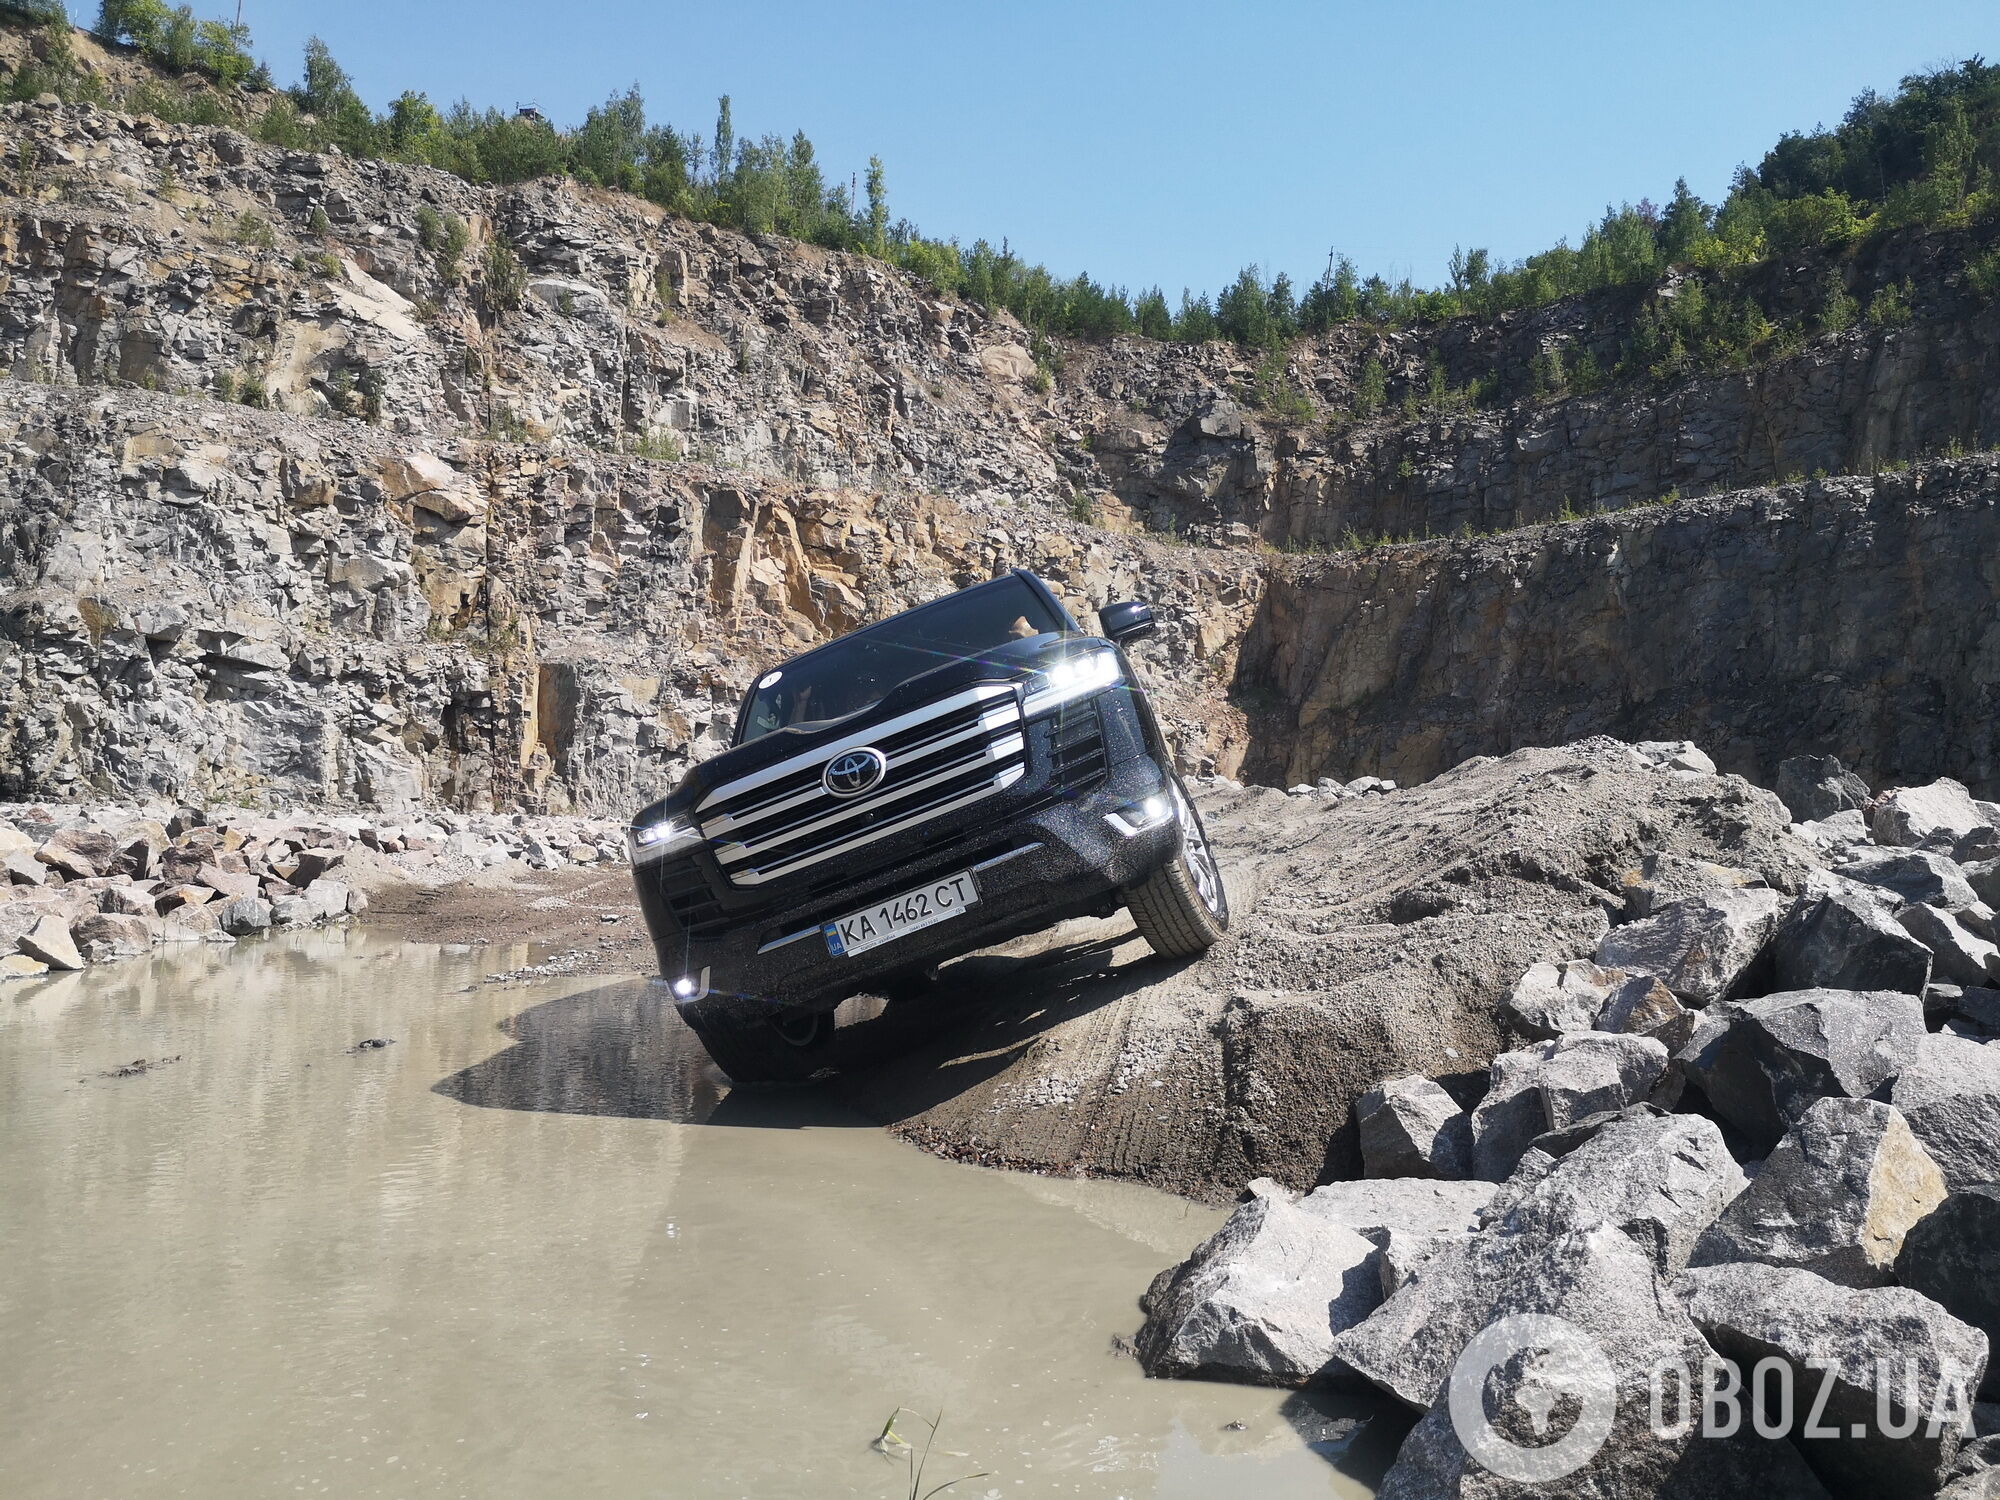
[696,683,1027,887]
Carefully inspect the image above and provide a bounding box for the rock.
[1470,1033,1670,1181]
[1841,848,1980,911]
[70,911,154,960]
[160,902,232,943]
[1778,753,1873,821]
[1595,973,1697,1052]
[1966,860,2000,910]
[0,952,49,979]
[1874,779,1996,858]
[1595,888,1785,1005]
[1134,1191,1381,1388]
[1296,1178,1496,1244]
[1929,985,2000,1040]
[1680,988,1927,1152]
[1680,1261,1987,1498]
[1619,850,1768,919]
[111,818,169,878]
[1325,1227,1540,1410]
[1372,1224,1720,1499]
[1634,739,1718,774]
[270,895,313,928]
[1506,959,1629,1040]
[195,864,261,901]
[291,847,345,884]
[1898,1186,2000,1398]
[1900,904,2000,986]
[16,914,83,970]
[1690,1098,1946,1286]
[1890,1033,2000,1191]
[98,883,157,917]
[1484,1110,1747,1273]
[346,886,368,916]
[1796,809,1873,858]
[1358,1076,1473,1179]
[154,882,214,912]
[304,878,352,921]
[2,847,47,885]
[217,895,272,936]
[1770,881,1934,995]
[34,838,97,880]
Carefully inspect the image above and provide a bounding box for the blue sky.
[242,1,1995,297]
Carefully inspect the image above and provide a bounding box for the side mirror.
[1099,600,1156,644]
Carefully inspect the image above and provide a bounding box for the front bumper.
[640,765,1178,1029]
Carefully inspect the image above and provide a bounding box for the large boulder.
[1874,779,1997,859]
[1331,1116,1741,1411]
[1618,851,1770,919]
[1900,903,2000,986]
[217,895,273,937]
[111,818,169,879]
[1134,1189,1381,1387]
[1777,754,1872,822]
[1506,959,1629,1040]
[1890,1033,2000,1191]
[1358,1075,1473,1179]
[1795,809,1873,860]
[98,883,159,918]
[1770,880,1934,995]
[1898,1185,2000,1399]
[1296,1177,1496,1244]
[1680,989,1927,1153]
[1596,974,1697,1052]
[1469,1034,1670,1181]
[1965,859,2000,910]
[16,913,83,970]
[70,911,154,961]
[1841,848,1980,912]
[1689,1098,1946,1285]
[1595,889,1785,1005]
[1486,1110,1748,1273]
[1680,1261,1987,1498]
[1373,1224,1721,1499]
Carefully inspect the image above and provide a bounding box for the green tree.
[864,154,887,253]
[710,94,733,183]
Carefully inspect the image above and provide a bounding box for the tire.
[680,1006,835,1084]
[1125,779,1230,959]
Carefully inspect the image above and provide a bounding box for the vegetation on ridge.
[1,2,1996,382]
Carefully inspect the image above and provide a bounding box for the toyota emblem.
[822,747,888,798]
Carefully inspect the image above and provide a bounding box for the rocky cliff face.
[1235,457,2000,796]
[0,95,1997,812]
[0,382,1260,810]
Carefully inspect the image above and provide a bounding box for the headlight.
[628,814,701,864]
[1024,649,1122,715]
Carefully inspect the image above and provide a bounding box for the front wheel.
[680,1006,835,1084]
[1125,780,1230,959]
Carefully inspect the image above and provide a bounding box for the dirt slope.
[834,739,1814,1203]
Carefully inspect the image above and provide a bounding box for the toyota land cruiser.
[628,570,1228,1082]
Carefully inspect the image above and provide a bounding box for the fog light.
[672,976,698,999]
[1104,793,1178,839]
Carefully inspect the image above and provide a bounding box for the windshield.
[737,576,1065,743]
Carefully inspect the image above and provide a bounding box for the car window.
[738,578,1063,742]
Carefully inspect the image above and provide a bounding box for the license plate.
[823,870,980,957]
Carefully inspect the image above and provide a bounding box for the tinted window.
[738,577,1064,742]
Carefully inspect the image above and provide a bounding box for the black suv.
[628,570,1229,1081]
